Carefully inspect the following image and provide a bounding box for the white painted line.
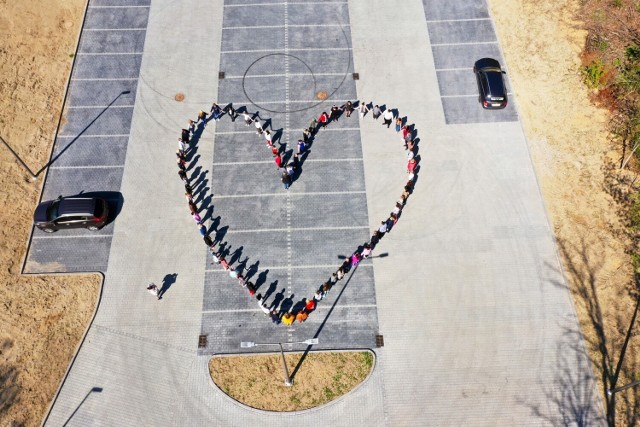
[225,225,368,234]
[49,165,125,170]
[83,28,146,31]
[440,93,513,98]
[76,52,143,56]
[71,77,139,81]
[431,41,497,47]
[221,47,351,54]
[57,134,130,138]
[88,5,150,8]
[426,18,491,23]
[212,190,365,199]
[225,99,352,105]
[32,234,113,240]
[225,72,345,79]
[223,24,348,30]
[214,127,360,135]
[212,157,362,166]
[67,105,134,109]
[202,304,376,314]
[224,2,346,7]
[436,67,474,72]
[206,263,372,273]
[440,94,478,98]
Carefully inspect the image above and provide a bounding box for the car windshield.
[46,200,60,221]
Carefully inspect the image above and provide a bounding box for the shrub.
[584,59,606,88]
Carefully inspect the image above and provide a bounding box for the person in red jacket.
[275,153,283,169]
[407,158,417,173]
[318,111,329,128]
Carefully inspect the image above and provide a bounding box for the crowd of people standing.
[170,100,419,326]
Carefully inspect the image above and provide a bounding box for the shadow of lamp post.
[240,338,319,386]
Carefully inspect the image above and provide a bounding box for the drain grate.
[375,334,384,347]
[352,72,359,80]
[198,335,208,348]
[218,71,225,80]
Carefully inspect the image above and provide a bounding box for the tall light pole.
[240,338,319,386]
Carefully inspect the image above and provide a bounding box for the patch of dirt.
[210,351,374,411]
[490,0,640,424]
[0,1,101,426]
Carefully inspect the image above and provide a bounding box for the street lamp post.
[240,338,319,387]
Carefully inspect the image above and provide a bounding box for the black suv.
[34,196,109,233]
[474,58,508,109]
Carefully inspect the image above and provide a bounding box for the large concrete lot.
[36,0,604,425]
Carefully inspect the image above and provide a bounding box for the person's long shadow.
[254,269,269,290]
[289,264,359,381]
[268,288,285,311]
[186,154,200,171]
[158,273,178,299]
[263,280,278,301]
[245,260,260,280]
[228,246,244,265]
[279,294,295,314]
[193,187,209,205]
[213,225,229,245]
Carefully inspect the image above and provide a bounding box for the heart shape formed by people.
[176,101,419,326]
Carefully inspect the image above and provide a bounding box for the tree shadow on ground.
[535,235,640,426]
[0,338,19,420]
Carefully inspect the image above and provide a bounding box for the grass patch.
[209,351,374,411]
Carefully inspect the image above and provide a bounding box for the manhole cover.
[175,93,185,102]
[316,91,328,100]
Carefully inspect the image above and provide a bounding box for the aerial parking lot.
[3,0,615,426]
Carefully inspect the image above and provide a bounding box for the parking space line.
[226,225,369,234]
[67,105,134,109]
[430,41,497,47]
[224,2,347,7]
[83,28,147,31]
[212,157,362,166]
[49,165,125,170]
[212,190,366,199]
[88,5,150,8]
[76,52,143,56]
[223,24,348,30]
[215,128,359,135]
[225,72,345,79]
[206,263,372,273]
[440,92,512,98]
[440,94,478,98]
[71,77,139,81]
[32,234,113,240]
[57,134,130,138]
[436,67,473,72]
[225,99,352,105]
[221,47,351,54]
[426,18,491,23]
[202,304,375,314]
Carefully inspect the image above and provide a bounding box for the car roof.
[475,57,501,70]
[58,198,97,216]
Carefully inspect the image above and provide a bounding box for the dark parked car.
[473,58,508,109]
[34,196,109,233]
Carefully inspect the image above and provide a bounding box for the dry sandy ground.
[0,0,636,425]
[0,1,100,426]
[490,0,639,423]
[210,351,373,411]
